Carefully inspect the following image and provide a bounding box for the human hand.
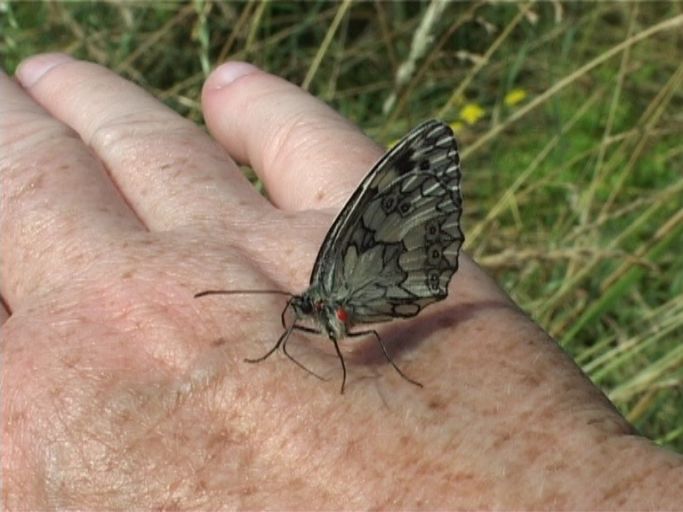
[2,54,681,509]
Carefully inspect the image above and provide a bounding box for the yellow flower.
[459,103,486,125]
[449,121,464,134]
[504,88,527,107]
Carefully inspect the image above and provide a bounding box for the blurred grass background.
[2,1,682,452]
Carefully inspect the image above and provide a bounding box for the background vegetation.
[2,1,682,452]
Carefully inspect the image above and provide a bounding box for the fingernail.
[16,53,75,87]
[209,61,260,89]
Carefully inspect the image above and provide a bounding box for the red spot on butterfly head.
[336,307,348,323]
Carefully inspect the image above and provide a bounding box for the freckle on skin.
[31,173,47,191]
[428,397,445,411]
[315,189,325,202]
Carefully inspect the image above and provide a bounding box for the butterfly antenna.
[194,289,294,298]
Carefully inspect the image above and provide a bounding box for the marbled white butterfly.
[196,119,464,393]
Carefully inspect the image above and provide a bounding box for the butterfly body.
[286,286,423,392]
[196,119,463,393]
[289,289,350,342]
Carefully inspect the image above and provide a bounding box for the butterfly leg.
[279,300,291,329]
[244,323,295,364]
[328,335,348,394]
[282,325,327,382]
[349,329,423,389]
[243,323,323,379]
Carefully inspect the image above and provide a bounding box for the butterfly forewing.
[309,120,463,324]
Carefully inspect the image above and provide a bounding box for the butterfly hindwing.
[310,120,463,324]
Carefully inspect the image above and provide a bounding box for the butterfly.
[196,119,464,393]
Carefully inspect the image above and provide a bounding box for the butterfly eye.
[297,298,313,314]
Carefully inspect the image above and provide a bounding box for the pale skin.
[1,54,682,510]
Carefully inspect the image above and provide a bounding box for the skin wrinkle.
[252,113,370,212]
[263,113,329,182]
[2,115,81,157]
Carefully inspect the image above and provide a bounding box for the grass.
[2,1,682,452]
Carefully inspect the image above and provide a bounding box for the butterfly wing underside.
[310,120,464,324]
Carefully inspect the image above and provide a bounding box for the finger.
[202,62,385,212]
[15,54,267,231]
[0,67,143,303]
